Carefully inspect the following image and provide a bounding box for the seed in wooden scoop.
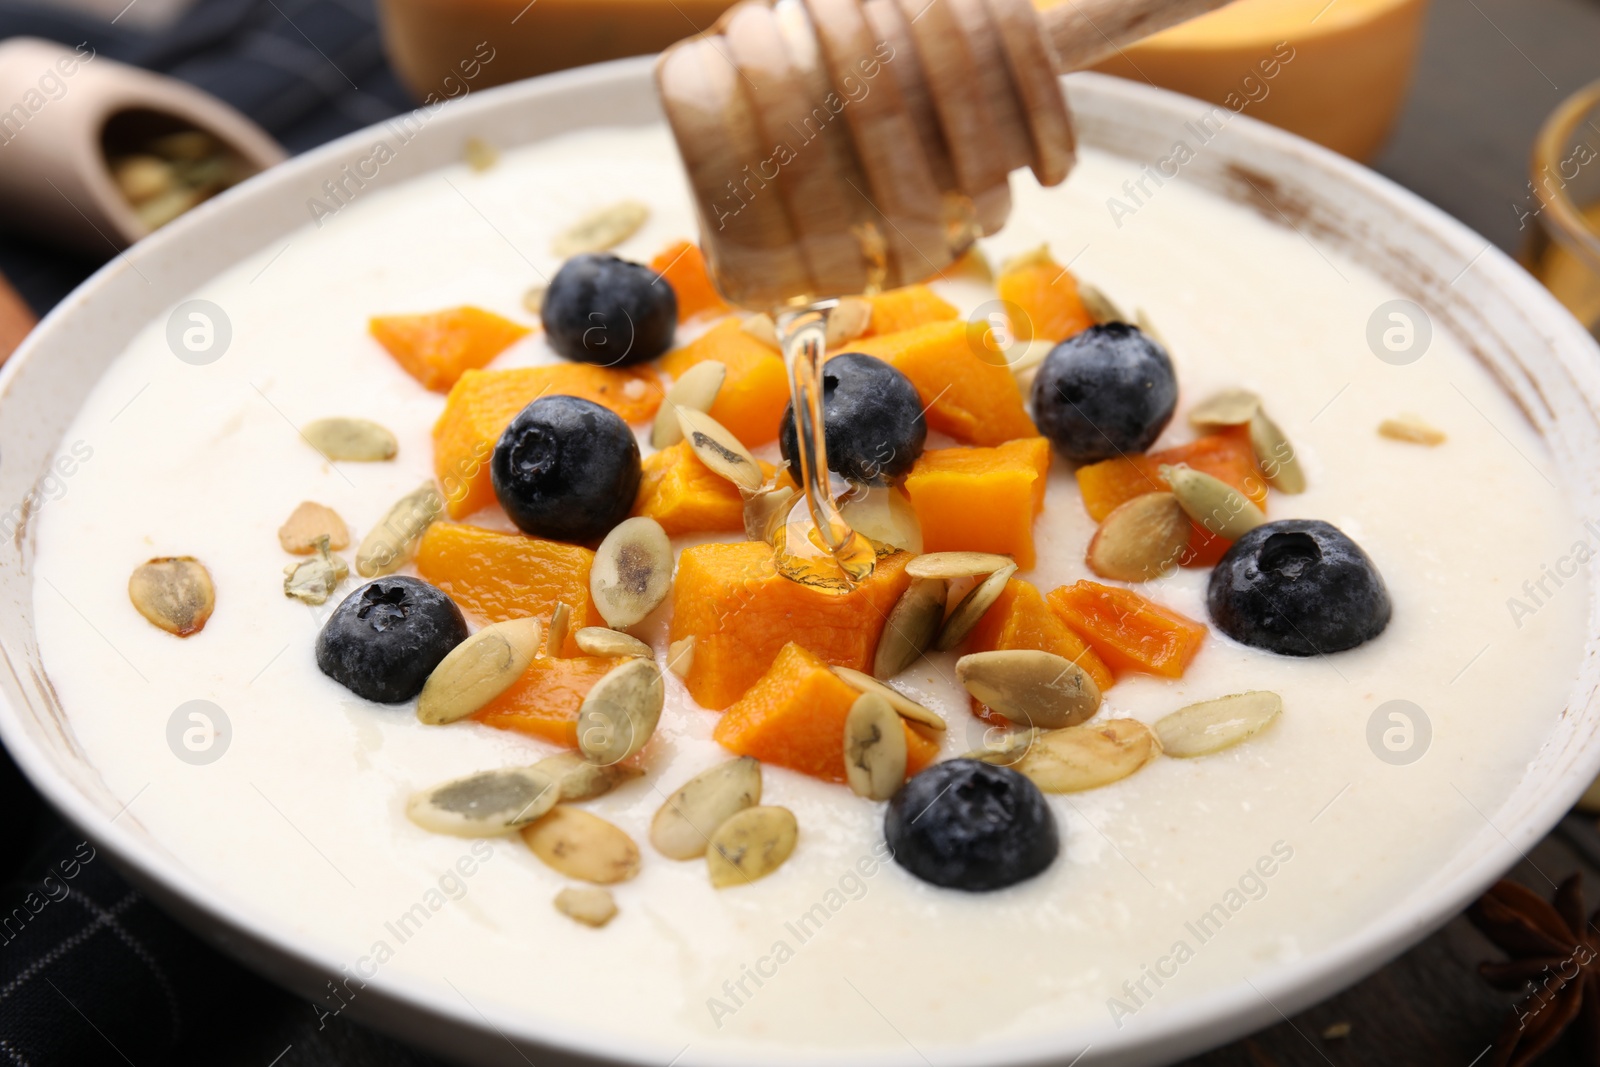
[825,297,872,347]
[301,417,398,462]
[577,658,664,765]
[552,200,649,258]
[872,578,947,679]
[1016,719,1159,793]
[547,601,572,657]
[741,313,779,349]
[650,756,762,860]
[283,536,349,605]
[554,886,617,928]
[666,636,695,680]
[936,562,1020,651]
[743,484,796,545]
[1248,410,1306,494]
[356,481,443,578]
[844,693,907,800]
[1379,414,1446,446]
[1161,464,1266,542]
[839,487,923,554]
[956,649,1102,729]
[278,501,349,554]
[961,728,1041,767]
[906,552,1014,580]
[652,360,726,448]
[1155,691,1282,758]
[522,807,641,884]
[707,806,798,888]
[575,627,653,659]
[590,517,673,629]
[1087,492,1188,583]
[535,751,641,802]
[676,408,764,492]
[1077,282,1126,326]
[417,617,543,725]
[129,557,215,636]
[1188,388,1261,430]
[406,766,558,836]
[113,155,174,204]
[832,666,946,731]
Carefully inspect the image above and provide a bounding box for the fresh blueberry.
[316,577,468,703]
[1208,519,1392,656]
[541,253,676,367]
[491,394,641,543]
[884,759,1058,892]
[1031,323,1177,463]
[778,352,926,485]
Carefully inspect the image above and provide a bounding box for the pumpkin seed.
[1086,492,1188,582]
[1077,282,1126,325]
[872,577,947,679]
[278,501,350,554]
[826,297,872,347]
[961,727,1041,767]
[935,562,1019,650]
[1154,691,1282,758]
[676,408,765,492]
[301,418,398,462]
[417,617,543,725]
[522,807,641,884]
[999,243,1053,277]
[590,517,673,628]
[522,284,546,316]
[743,484,796,545]
[283,535,349,605]
[356,482,443,578]
[113,155,175,204]
[741,313,780,349]
[707,806,798,888]
[575,627,653,659]
[534,751,641,802]
[652,360,726,448]
[576,658,664,765]
[838,487,922,554]
[667,636,695,680]
[832,666,946,731]
[1379,414,1447,446]
[955,649,1102,729]
[1160,464,1266,542]
[844,693,907,800]
[128,557,215,636]
[552,200,649,258]
[1006,340,1055,377]
[1016,719,1159,793]
[1134,307,1168,348]
[651,757,762,860]
[547,601,572,657]
[1188,388,1261,429]
[906,551,1014,580]
[463,136,498,172]
[407,766,558,836]
[1248,410,1306,494]
[554,886,617,927]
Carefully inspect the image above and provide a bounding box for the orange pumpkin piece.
[414,524,600,645]
[651,240,730,323]
[634,441,775,536]
[370,306,531,392]
[670,542,913,710]
[713,643,939,783]
[433,364,662,519]
[1047,580,1207,679]
[848,321,1036,446]
[861,284,958,337]
[1075,428,1267,567]
[995,254,1094,344]
[903,437,1051,569]
[473,654,624,747]
[659,318,790,448]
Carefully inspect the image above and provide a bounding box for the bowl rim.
[3,54,1599,1067]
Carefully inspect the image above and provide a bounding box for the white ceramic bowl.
[3,59,1599,1067]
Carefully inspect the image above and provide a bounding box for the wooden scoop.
[0,270,34,366]
[657,0,1231,310]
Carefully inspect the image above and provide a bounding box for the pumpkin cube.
[1047,580,1207,679]
[634,441,774,537]
[415,523,600,639]
[370,306,530,392]
[903,437,1051,569]
[996,253,1094,344]
[651,240,730,323]
[473,655,625,747]
[660,319,790,448]
[862,284,958,337]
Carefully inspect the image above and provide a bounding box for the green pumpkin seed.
[533,751,641,802]
[302,417,398,462]
[129,557,215,636]
[651,757,762,860]
[574,627,653,659]
[1248,410,1306,494]
[652,360,727,448]
[1086,492,1188,582]
[406,766,558,836]
[1188,388,1261,430]
[935,562,1019,650]
[707,806,798,888]
[1154,691,1282,758]
[356,482,443,577]
[906,551,1013,580]
[554,886,617,927]
[576,658,664,765]
[522,807,640,884]
[872,577,947,679]
[676,408,765,492]
[832,666,946,731]
[416,617,543,725]
[955,649,1102,729]
[1016,719,1159,793]
[590,517,673,629]
[283,536,349,605]
[552,200,649,258]
[844,693,907,800]
[1161,464,1265,542]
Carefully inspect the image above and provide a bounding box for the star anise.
[1468,874,1600,1066]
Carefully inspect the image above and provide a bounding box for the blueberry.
[491,395,641,543]
[1208,519,1392,656]
[884,759,1058,892]
[1031,323,1177,463]
[541,253,676,367]
[316,577,468,703]
[778,352,926,485]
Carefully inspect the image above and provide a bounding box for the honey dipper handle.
[1039,0,1234,70]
